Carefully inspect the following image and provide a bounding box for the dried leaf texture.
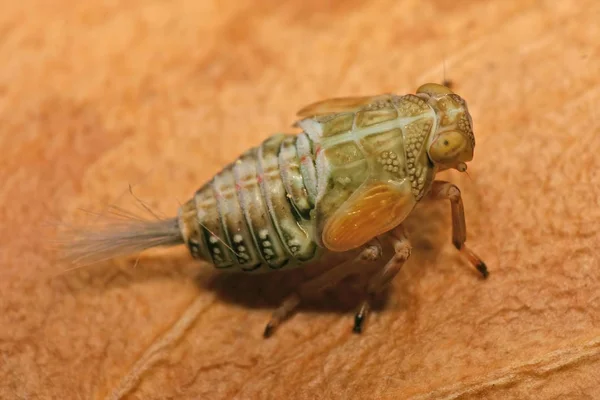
[1,0,599,399]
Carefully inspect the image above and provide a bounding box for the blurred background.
[1,0,598,398]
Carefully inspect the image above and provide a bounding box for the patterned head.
[416,83,476,173]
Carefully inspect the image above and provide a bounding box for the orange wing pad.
[322,180,415,252]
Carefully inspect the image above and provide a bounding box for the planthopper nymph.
[63,82,488,337]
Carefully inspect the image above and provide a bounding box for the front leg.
[429,180,488,278]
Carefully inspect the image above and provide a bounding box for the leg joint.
[446,184,461,202]
[360,243,383,261]
[392,242,411,261]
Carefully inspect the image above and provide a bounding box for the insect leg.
[429,180,488,278]
[263,240,382,338]
[353,225,411,333]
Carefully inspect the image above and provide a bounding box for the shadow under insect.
[54,200,456,334]
[196,200,452,320]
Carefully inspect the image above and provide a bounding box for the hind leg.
[263,240,382,338]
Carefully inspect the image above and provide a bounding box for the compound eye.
[429,131,469,164]
[416,83,454,96]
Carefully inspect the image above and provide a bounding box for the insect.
[63,82,488,337]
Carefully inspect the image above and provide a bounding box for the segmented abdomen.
[178,133,320,272]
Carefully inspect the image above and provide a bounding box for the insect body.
[65,83,487,337]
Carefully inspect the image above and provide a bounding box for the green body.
[177,93,438,272]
